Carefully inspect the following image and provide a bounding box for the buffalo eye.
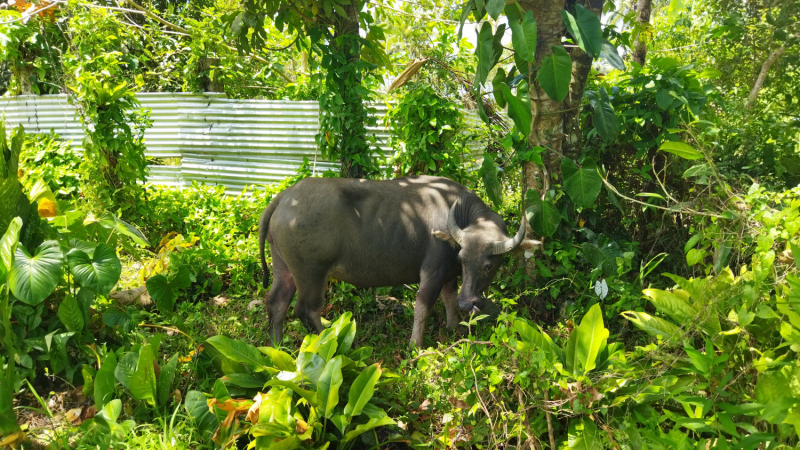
[484,262,493,272]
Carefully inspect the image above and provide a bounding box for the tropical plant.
[187,313,396,448]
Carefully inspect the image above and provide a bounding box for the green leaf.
[0,217,22,273]
[561,4,603,58]
[599,41,624,70]
[588,89,617,142]
[643,289,701,325]
[185,390,219,440]
[536,46,572,102]
[258,346,295,371]
[344,363,382,418]
[115,352,139,391]
[656,89,673,110]
[94,352,117,409]
[480,154,502,207]
[499,82,532,135]
[58,294,84,333]
[68,244,121,296]
[574,304,609,373]
[508,9,537,62]
[146,275,175,312]
[525,191,561,237]
[9,241,63,306]
[207,335,270,372]
[130,344,157,405]
[514,319,559,361]
[264,379,318,406]
[659,141,703,160]
[343,415,395,442]
[316,356,344,419]
[475,22,494,85]
[582,241,623,277]
[564,327,579,373]
[157,353,178,406]
[562,159,602,208]
[568,417,602,450]
[297,351,326,384]
[485,0,504,19]
[621,311,681,340]
[491,69,507,108]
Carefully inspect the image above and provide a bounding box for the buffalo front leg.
[411,280,444,347]
[441,278,459,329]
[265,248,297,347]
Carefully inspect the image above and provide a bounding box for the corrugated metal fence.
[1,92,486,193]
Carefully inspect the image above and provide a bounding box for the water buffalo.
[258,175,539,347]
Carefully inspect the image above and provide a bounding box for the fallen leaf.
[84,406,97,419]
[295,419,308,434]
[448,397,469,409]
[65,407,82,423]
[397,420,407,430]
[0,431,26,447]
[246,393,263,424]
[419,399,431,411]
[173,389,183,403]
[212,295,228,307]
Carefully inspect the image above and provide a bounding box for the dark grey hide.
[258,175,539,347]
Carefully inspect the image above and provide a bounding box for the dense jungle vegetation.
[1,0,799,448]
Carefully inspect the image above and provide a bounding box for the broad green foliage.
[385,83,476,183]
[195,313,395,448]
[536,46,572,102]
[561,4,603,59]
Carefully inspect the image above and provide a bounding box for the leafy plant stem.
[469,354,497,446]
[544,389,555,450]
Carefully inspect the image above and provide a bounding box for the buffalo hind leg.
[265,248,297,347]
[294,274,327,335]
[411,278,444,347]
[441,279,459,329]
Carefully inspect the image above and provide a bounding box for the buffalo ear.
[433,230,458,247]
[510,239,542,258]
[518,239,542,251]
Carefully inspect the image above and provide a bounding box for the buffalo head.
[434,202,541,315]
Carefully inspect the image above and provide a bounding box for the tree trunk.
[332,3,370,179]
[12,64,33,95]
[563,0,604,160]
[746,46,785,109]
[197,57,224,92]
[631,0,652,66]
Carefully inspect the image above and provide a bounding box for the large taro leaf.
[474,22,494,85]
[185,390,220,440]
[574,304,608,374]
[316,356,344,419]
[129,344,157,405]
[57,294,84,333]
[536,46,572,102]
[568,417,603,450]
[344,363,382,418]
[8,241,63,305]
[525,190,561,237]
[507,7,537,62]
[207,335,271,372]
[157,353,179,406]
[581,240,623,276]
[587,89,618,142]
[1,217,22,274]
[561,158,602,208]
[499,82,532,136]
[67,244,121,296]
[561,4,603,58]
[94,352,117,409]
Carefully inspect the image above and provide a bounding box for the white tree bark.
[746,46,786,109]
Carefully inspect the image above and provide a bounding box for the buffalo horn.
[492,214,528,255]
[447,202,465,246]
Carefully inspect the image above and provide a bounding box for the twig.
[0,2,60,25]
[470,354,498,446]
[126,0,190,34]
[544,390,555,449]
[139,323,196,344]
[601,176,724,218]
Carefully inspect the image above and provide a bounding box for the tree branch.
[746,46,785,109]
